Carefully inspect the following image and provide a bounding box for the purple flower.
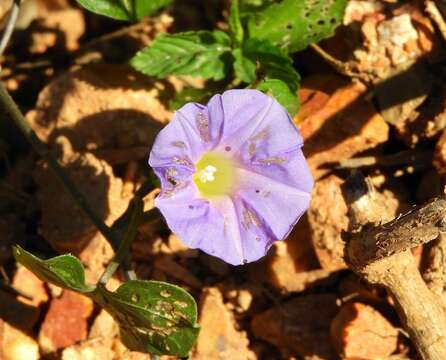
[149,89,313,265]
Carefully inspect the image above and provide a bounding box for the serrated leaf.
[239,0,275,14]
[95,281,199,357]
[130,31,232,80]
[244,38,299,91]
[76,0,172,21]
[169,87,215,110]
[247,0,347,53]
[229,0,244,46]
[257,78,300,116]
[13,246,94,293]
[232,48,257,83]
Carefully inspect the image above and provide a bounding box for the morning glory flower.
[149,89,313,265]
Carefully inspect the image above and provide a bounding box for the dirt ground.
[1,0,446,359]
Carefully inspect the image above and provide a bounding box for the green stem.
[99,198,144,285]
[0,82,118,246]
[0,0,20,57]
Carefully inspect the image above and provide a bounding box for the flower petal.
[155,188,246,265]
[150,89,314,266]
[233,167,311,240]
[249,148,314,191]
[149,103,207,168]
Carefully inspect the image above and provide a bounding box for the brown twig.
[345,196,446,269]
[335,150,433,170]
[342,172,446,360]
[309,43,370,83]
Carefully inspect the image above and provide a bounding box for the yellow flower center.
[193,152,234,197]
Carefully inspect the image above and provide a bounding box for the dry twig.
[309,43,370,83]
[342,172,446,360]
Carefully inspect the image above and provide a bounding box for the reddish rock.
[307,175,348,271]
[192,287,255,360]
[39,290,94,353]
[26,64,172,164]
[297,75,389,180]
[330,302,398,359]
[251,294,338,359]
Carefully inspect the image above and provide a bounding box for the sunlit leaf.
[244,38,299,91]
[257,78,300,116]
[96,281,200,357]
[169,87,215,110]
[130,31,232,80]
[12,246,94,293]
[229,0,244,46]
[232,48,257,83]
[14,247,199,357]
[247,0,347,52]
[76,0,172,21]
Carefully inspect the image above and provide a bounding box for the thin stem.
[0,0,20,57]
[309,43,369,82]
[0,82,118,245]
[99,198,144,285]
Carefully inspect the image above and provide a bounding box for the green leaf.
[239,0,275,14]
[229,0,244,46]
[13,246,94,293]
[244,38,299,91]
[232,48,256,83]
[130,31,232,80]
[257,78,300,116]
[95,281,199,357]
[76,0,172,21]
[232,39,300,113]
[13,247,200,357]
[169,87,215,110]
[247,0,347,53]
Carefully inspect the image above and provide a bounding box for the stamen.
[193,152,234,197]
[197,165,217,183]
